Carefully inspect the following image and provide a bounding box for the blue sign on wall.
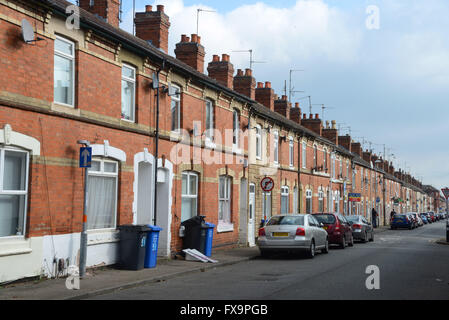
[79,147,92,168]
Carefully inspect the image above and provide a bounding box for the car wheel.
[260,250,269,258]
[391,226,396,230]
[362,231,368,243]
[307,240,315,259]
[321,238,329,254]
[348,235,354,247]
[340,236,346,249]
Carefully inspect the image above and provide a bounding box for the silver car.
[257,214,329,258]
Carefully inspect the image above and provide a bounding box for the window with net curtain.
[0,148,28,237]
[87,159,118,230]
[181,171,198,222]
[306,189,313,214]
[170,84,181,131]
[121,64,136,121]
[219,175,232,224]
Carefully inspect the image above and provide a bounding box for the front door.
[248,184,256,247]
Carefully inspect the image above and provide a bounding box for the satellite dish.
[21,19,35,43]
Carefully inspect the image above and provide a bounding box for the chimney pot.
[257,82,264,88]
[237,69,244,76]
[181,34,187,42]
[265,81,271,88]
[309,114,313,119]
[315,113,319,119]
[295,102,299,108]
[157,5,164,12]
[191,34,198,43]
[331,120,336,129]
[303,114,307,119]
[245,68,252,76]
[212,54,220,62]
[197,36,201,44]
[222,54,229,62]
[282,95,287,101]
[146,5,153,12]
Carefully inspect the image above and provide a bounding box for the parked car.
[391,214,414,230]
[257,214,329,258]
[408,213,418,228]
[411,213,423,227]
[428,212,436,223]
[423,212,433,223]
[313,213,354,248]
[420,214,428,224]
[346,215,374,242]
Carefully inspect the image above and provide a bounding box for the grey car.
[257,214,329,258]
[346,215,374,242]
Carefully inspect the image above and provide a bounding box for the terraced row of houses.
[0,0,441,283]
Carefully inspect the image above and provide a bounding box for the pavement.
[0,225,391,300]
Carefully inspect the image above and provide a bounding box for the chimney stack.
[274,95,291,118]
[289,102,302,124]
[175,34,205,73]
[135,4,170,53]
[351,142,362,157]
[79,0,121,28]
[233,68,256,99]
[362,150,372,164]
[322,120,338,145]
[301,113,323,136]
[338,135,351,152]
[207,54,234,88]
[255,81,275,111]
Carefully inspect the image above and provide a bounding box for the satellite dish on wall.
[21,19,44,44]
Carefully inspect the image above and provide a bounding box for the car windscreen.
[393,214,406,218]
[313,214,336,224]
[266,216,304,226]
[345,216,360,222]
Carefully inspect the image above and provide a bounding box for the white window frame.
[87,158,119,231]
[302,141,307,169]
[170,84,181,132]
[273,131,279,165]
[121,64,136,122]
[306,189,313,214]
[0,146,29,238]
[218,175,233,231]
[181,171,198,222]
[261,191,272,219]
[205,99,214,141]
[289,137,294,167]
[255,125,262,160]
[232,109,240,149]
[54,36,75,107]
[318,189,324,213]
[280,186,289,214]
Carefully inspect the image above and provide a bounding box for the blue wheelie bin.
[144,225,162,268]
[204,222,215,257]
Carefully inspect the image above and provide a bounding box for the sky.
[75,0,449,192]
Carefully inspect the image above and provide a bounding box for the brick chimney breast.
[175,33,206,73]
[135,4,171,53]
[233,68,256,99]
[207,54,234,88]
[338,135,352,152]
[255,81,275,111]
[274,96,291,118]
[302,113,323,135]
[79,0,121,28]
[289,103,302,124]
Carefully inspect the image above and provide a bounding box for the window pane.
[104,162,117,173]
[4,151,27,191]
[121,79,134,120]
[89,161,101,172]
[0,195,26,237]
[181,198,196,222]
[171,101,179,131]
[189,174,197,195]
[122,66,135,79]
[87,176,116,230]
[54,55,73,105]
[182,174,188,195]
[55,38,73,56]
